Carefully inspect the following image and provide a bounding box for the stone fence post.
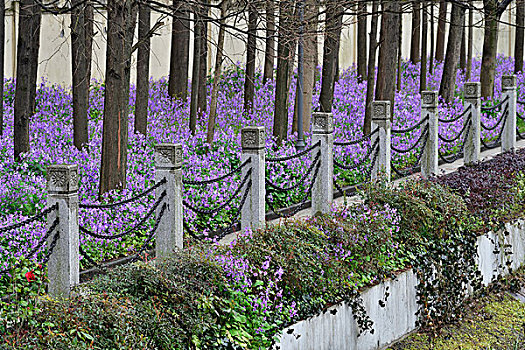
[154,143,183,259]
[311,112,334,215]
[502,75,517,152]
[241,126,265,232]
[464,82,481,165]
[371,101,391,182]
[46,165,79,298]
[421,91,439,178]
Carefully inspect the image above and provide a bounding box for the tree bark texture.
[99,0,135,196]
[14,0,41,161]
[263,0,275,83]
[460,14,466,71]
[197,1,208,115]
[189,12,201,135]
[439,3,465,104]
[410,1,421,63]
[244,4,257,113]
[467,2,473,80]
[71,0,93,149]
[420,0,428,92]
[480,0,500,99]
[135,3,150,135]
[0,0,5,136]
[364,0,379,135]
[429,1,435,75]
[435,0,447,62]
[515,0,524,73]
[168,0,189,99]
[319,0,343,113]
[397,14,402,92]
[357,0,367,80]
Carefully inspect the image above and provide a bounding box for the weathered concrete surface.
[311,112,334,215]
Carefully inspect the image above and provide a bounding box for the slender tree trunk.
[460,13,466,71]
[135,3,150,135]
[436,0,447,62]
[273,0,295,143]
[244,4,257,113]
[397,15,402,92]
[99,0,135,196]
[189,10,201,135]
[410,1,421,63]
[420,0,428,92]
[198,1,208,115]
[480,0,502,99]
[375,0,400,119]
[357,0,367,80]
[14,0,41,161]
[515,0,524,73]
[71,0,93,149]
[168,1,189,99]
[207,4,226,144]
[467,2,473,80]
[439,3,465,104]
[263,0,276,83]
[364,0,379,135]
[0,0,5,136]
[319,0,343,113]
[430,1,435,75]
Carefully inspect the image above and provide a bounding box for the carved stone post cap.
[47,164,79,194]
[502,75,517,90]
[464,82,481,99]
[155,143,183,168]
[372,101,391,120]
[241,126,266,150]
[312,112,334,134]
[421,91,438,108]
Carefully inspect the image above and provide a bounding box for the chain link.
[266,151,321,192]
[391,130,429,177]
[481,95,509,112]
[391,116,429,134]
[480,105,509,131]
[334,139,379,171]
[40,229,61,266]
[392,125,429,154]
[480,110,508,150]
[518,112,525,121]
[0,204,58,234]
[266,141,321,163]
[439,105,472,123]
[80,178,166,209]
[438,121,471,164]
[439,115,472,143]
[517,126,525,140]
[183,159,251,186]
[334,127,379,146]
[129,203,167,263]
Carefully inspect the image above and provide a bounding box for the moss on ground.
[388,293,525,350]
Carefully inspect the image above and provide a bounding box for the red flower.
[25,270,36,282]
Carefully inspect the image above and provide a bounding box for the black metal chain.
[79,190,167,240]
[438,114,472,143]
[518,112,525,121]
[438,121,472,164]
[518,100,525,106]
[266,141,321,163]
[517,126,525,140]
[365,143,381,180]
[266,151,321,192]
[480,110,509,150]
[439,105,472,123]
[481,95,509,112]
[129,203,167,263]
[0,203,58,234]
[79,178,167,209]
[391,116,429,134]
[79,244,105,270]
[480,105,509,131]
[392,125,429,154]
[334,127,379,146]
[391,129,430,177]
[266,159,321,218]
[183,159,251,186]
[183,169,252,216]
[40,229,61,265]
[334,139,379,171]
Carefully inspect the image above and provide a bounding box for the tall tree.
[135,2,150,135]
[439,3,465,104]
[435,0,447,62]
[467,1,474,80]
[357,0,367,80]
[0,0,4,136]
[460,13,466,71]
[168,1,190,99]
[319,0,343,113]
[244,4,257,113]
[189,11,202,135]
[515,0,524,73]
[364,0,379,134]
[71,0,93,149]
[375,0,400,118]
[480,0,512,99]
[14,0,41,161]
[263,0,276,83]
[420,0,428,92]
[429,1,435,75]
[99,0,136,196]
[198,1,208,115]
[396,14,402,92]
[410,1,421,63]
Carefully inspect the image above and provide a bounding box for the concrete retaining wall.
[279,219,525,350]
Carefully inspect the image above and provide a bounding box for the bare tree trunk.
[357,0,367,80]
[273,0,295,143]
[375,0,400,119]
[189,11,201,135]
[430,1,435,75]
[244,4,257,113]
[439,3,465,104]
[198,1,208,115]
[480,0,503,99]
[364,0,379,135]
[410,1,421,63]
[467,2,473,80]
[397,15,402,92]
[99,0,136,196]
[319,0,342,113]
[14,0,41,161]
[263,0,276,83]
[435,0,447,62]
[207,4,226,144]
[168,1,189,99]
[515,0,524,73]
[135,2,150,135]
[420,0,428,92]
[460,13,466,71]
[0,0,5,136]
